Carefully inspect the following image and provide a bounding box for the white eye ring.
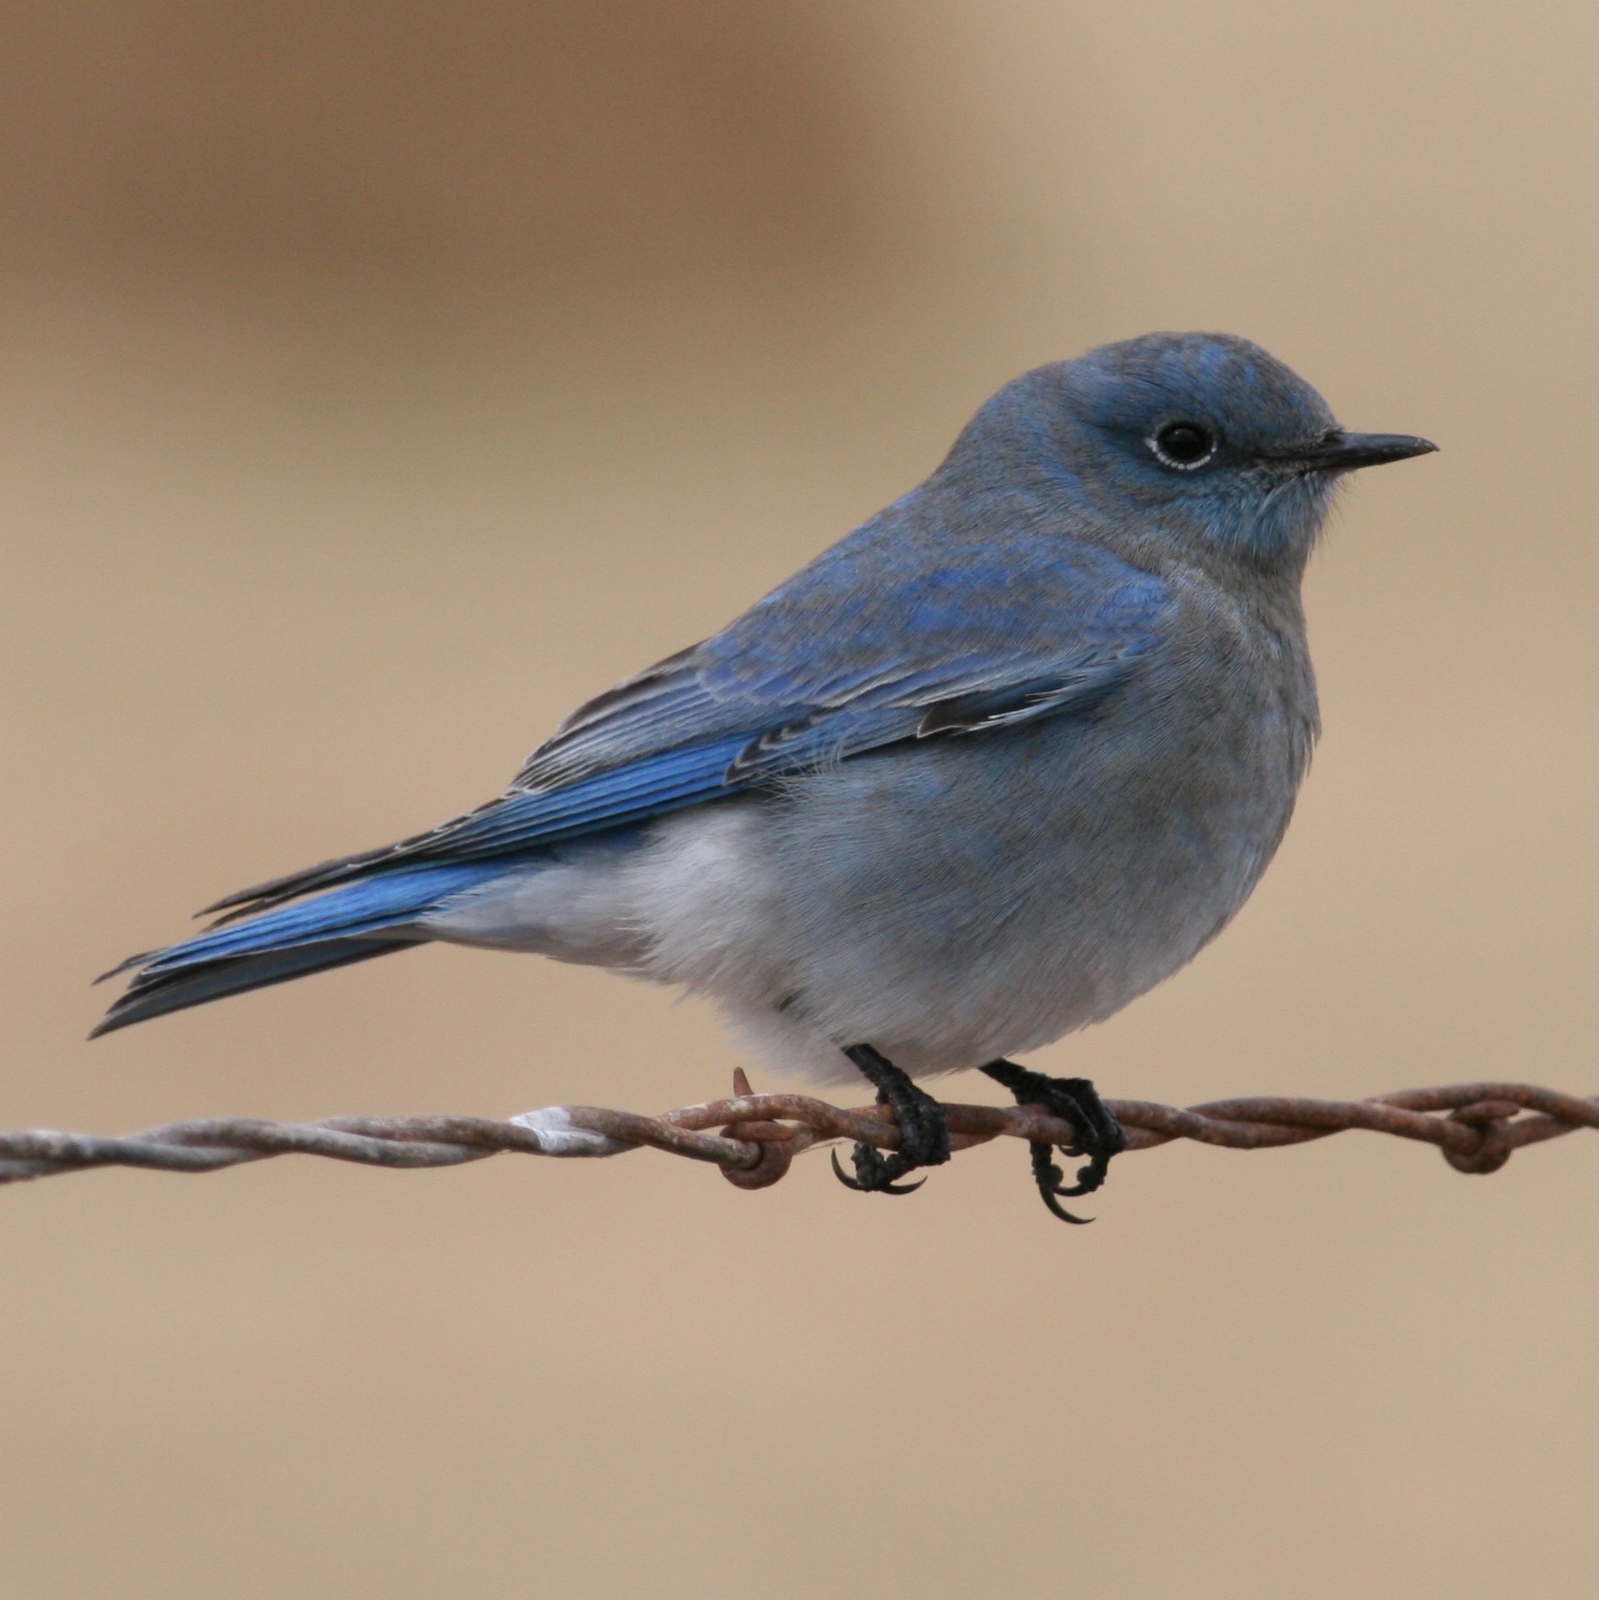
[1148,421,1217,471]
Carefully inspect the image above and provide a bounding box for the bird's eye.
[1149,422,1216,470]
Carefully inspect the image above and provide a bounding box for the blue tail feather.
[90,938,418,1036]
[93,859,516,1036]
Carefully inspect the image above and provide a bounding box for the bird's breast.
[617,590,1320,1079]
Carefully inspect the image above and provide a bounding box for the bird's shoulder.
[701,501,1169,698]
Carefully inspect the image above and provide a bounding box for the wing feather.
[209,533,1171,921]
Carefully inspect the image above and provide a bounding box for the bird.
[95,331,1436,1219]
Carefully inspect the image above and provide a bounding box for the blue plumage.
[93,863,508,1034]
[96,328,1435,1161]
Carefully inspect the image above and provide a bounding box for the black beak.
[1283,431,1438,473]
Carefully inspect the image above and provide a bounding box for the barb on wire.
[0,1072,1593,1193]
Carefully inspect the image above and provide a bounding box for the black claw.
[980,1061,1126,1224]
[829,1148,865,1190]
[1029,1141,1091,1224]
[831,1148,926,1195]
[834,1044,950,1196]
[829,1148,864,1190]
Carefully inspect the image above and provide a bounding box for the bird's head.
[960,331,1436,572]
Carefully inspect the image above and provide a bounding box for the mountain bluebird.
[97,332,1435,1219]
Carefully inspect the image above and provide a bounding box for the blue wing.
[202,527,1172,921]
[95,517,1171,1032]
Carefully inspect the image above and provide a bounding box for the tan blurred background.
[2,3,1596,1596]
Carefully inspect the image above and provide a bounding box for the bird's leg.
[830,1043,952,1195]
[978,1059,1126,1224]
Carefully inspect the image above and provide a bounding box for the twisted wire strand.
[0,1076,1593,1190]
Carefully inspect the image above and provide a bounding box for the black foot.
[979,1060,1126,1224]
[830,1044,952,1195]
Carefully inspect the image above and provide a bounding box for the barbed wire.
[0,1072,1593,1193]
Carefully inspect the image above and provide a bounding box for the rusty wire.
[0,1071,1593,1192]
